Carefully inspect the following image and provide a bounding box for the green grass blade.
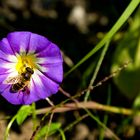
[84,40,110,101]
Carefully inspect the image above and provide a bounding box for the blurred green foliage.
[111,7,140,99]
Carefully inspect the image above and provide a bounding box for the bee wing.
[4,75,22,84]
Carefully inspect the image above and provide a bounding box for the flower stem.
[4,115,17,140]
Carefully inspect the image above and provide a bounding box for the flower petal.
[28,33,51,53]
[22,86,40,105]
[40,63,63,83]
[36,43,63,83]
[0,73,9,85]
[36,43,62,61]
[1,87,25,105]
[0,60,16,74]
[29,70,59,99]
[0,38,14,55]
[7,31,31,54]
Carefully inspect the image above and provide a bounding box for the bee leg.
[22,87,30,94]
[22,88,26,92]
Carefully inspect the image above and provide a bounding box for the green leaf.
[111,7,140,99]
[35,122,61,140]
[16,105,32,125]
[133,93,140,109]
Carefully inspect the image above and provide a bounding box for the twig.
[59,87,79,104]
[45,112,54,140]
[36,100,125,140]
[35,101,137,116]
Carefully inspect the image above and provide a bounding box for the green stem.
[4,115,17,140]
[84,108,120,140]
[65,0,140,77]
[58,129,66,140]
[31,102,37,130]
[84,40,110,101]
[63,114,88,133]
[99,86,111,140]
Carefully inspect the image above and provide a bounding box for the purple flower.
[0,31,63,105]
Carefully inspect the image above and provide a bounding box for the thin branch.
[45,112,54,140]
[35,101,138,116]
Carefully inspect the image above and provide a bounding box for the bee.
[4,67,34,93]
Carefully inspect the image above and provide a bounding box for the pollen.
[16,53,37,73]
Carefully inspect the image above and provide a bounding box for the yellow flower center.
[16,53,37,74]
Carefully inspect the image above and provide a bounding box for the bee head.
[26,67,34,74]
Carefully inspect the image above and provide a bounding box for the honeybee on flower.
[4,66,34,93]
[0,31,63,105]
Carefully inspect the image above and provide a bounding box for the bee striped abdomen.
[10,82,25,93]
